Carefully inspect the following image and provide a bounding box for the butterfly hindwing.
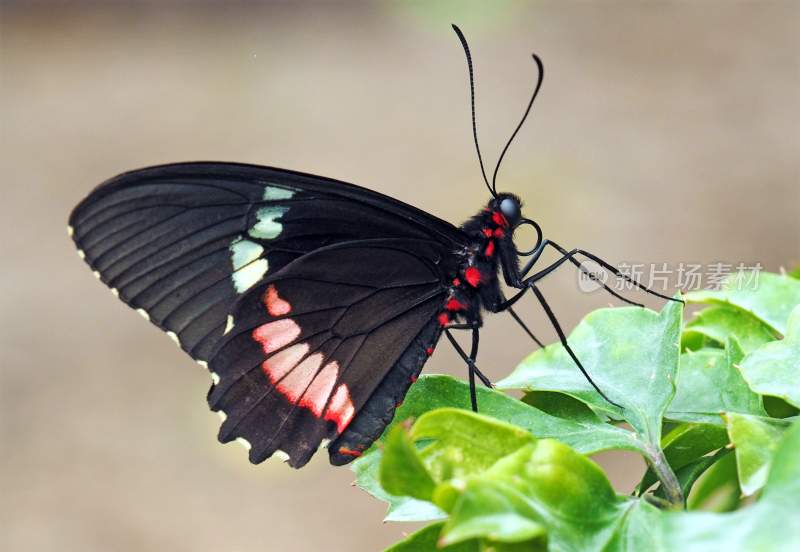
[69,162,466,361]
[207,239,449,467]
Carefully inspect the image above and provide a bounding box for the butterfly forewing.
[69,162,465,362]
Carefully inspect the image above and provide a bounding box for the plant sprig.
[353,271,800,551]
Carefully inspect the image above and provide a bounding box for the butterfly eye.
[500,198,518,218]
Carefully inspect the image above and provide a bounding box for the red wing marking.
[277,353,324,402]
[265,285,292,316]
[437,312,450,326]
[262,343,309,383]
[482,228,493,237]
[465,267,481,287]
[452,277,461,286]
[337,447,362,458]
[299,361,339,416]
[325,384,355,433]
[493,228,505,238]
[485,240,495,257]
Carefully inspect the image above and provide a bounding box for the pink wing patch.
[253,319,301,354]
[262,343,309,383]
[264,285,292,316]
[277,353,324,402]
[252,294,355,434]
[299,361,339,416]
[325,384,355,433]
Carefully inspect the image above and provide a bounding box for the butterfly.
[68,25,676,468]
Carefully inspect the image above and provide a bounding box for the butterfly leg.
[506,307,544,348]
[528,283,623,409]
[523,240,681,305]
[444,327,490,412]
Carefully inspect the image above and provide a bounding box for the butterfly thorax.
[440,196,521,327]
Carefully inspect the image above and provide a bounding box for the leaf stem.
[645,445,684,508]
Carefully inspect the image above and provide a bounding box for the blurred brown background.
[2,1,798,551]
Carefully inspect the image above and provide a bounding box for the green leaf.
[380,424,437,502]
[763,395,799,419]
[521,390,605,423]
[684,271,800,336]
[389,375,643,455]
[686,451,740,512]
[738,305,800,408]
[352,448,445,522]
[353,375,642,522]
[410,409,535,483]
[725,412,789,496]
[654,448,732,503]
[499,299,682,447]
[472,439,680,551]
[638,422,729,494]
[683,305,778,353]
[384,522,479,552]
[662,421,800,551]
[668,340,765,425]
[441,479,546,546]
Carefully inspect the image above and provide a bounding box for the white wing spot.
[263,186,295,201]
[196,360,208,369]
[248,206,288,240]
[273,449,290,462]
[217,410,227,422]
[320,439,331,449]
[230,239,264,270]
[232,259,268,293]
[224,315,235,335]
[166,331,180,346]
[110,288,119,297]
[92,271,101,279]
[236,437,252,451]
[210,372,220,385]
[136,309,150,321]
[77,249,86,259]
[67,226,74,237]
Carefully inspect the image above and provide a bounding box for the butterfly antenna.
[452,24,494,198]
[491,53,544,195]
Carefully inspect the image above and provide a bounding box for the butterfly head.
[494,193,522,224]
[487,193,543,257]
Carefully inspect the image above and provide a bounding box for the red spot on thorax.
[492,211,509,228]
[438,312,450,326]
[337,447,362,458]
[482,228,493,237]
[485,240,495,257]
[465,267,481,287]
[445,298,467,311]
[493,227,505,238]
[452,278,461,287]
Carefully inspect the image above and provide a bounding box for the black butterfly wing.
[207,238,452,468]
[69,162,466,361]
